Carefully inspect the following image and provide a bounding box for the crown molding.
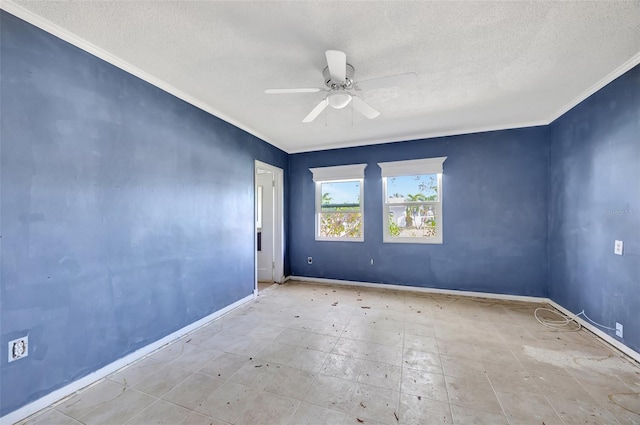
[2,1,639,155]
[287,119,549,154]
[0,1,286,153]
[546,51,640,124]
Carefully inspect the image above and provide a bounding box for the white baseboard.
[287,276,640,364]
[287,276,547,304]
[547,299,640,364]
[1,294,254,425]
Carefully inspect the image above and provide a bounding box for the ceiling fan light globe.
[328,92,352,109]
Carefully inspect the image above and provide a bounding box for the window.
[378,157,446,244]
[309,164,367,241]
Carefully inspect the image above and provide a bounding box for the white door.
[256,170,274,282]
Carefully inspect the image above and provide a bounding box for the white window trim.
[310,164,368,182]
[310,164,367,242]
[378,157,446,177]
[378,157,446,244]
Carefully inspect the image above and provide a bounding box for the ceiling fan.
[265,50,417,123]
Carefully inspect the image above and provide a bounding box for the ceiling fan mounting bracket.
[323,64,355,90]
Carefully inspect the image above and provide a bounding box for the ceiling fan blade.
[265,88,322,94]
[325,50,347,84]
[355,72,417,91]
[352,97,380,120]
[302,98,329,123]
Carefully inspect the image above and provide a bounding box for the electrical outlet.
[614,240,624,255]
[370,258,374,265]
[307,257,313,265]
[616,322,623,338]
[8,336,28,362]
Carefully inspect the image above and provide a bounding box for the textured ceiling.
[5,1,640,153]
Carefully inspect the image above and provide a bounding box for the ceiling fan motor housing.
[323,64,355,89]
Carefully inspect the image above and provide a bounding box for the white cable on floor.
[534,307,582,331]
[581,310,617,331]
[534,307,618,332]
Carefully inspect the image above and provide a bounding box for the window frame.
[309,164,367,242]
[378,157,446,244]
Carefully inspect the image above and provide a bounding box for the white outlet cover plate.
[8,336,29,362]
[616,322,623,338]
[614,240,624,255]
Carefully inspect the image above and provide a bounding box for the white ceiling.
[5,1,640,153]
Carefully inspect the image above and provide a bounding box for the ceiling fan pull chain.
[351,100,354,127]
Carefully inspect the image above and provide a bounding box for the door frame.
[254,160,284,296]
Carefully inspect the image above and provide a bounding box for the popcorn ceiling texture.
[9,0,640,152]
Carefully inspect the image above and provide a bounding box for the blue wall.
[549,65,640,352]
[2,5,639,420]
[289,127,550,297]
[0,11,287,416]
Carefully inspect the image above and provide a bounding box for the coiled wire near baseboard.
[534,307,617,333]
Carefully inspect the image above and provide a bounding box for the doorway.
[255,160,284,295]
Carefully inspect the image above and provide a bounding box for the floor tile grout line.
[15,408,51,425]
[435,317,457,425]
[306,293,360,418]
[48,376,112,411]
[482,365,512,425]
[506,340,570,425]
[298,395,352,419]
[396,301,408,423]
[50,357,184,424]
[80,387,160,425]
[541,393,570,425]
[55,382,154,424]
[156,346,264,423]
[152,393,197,413]
[282,399,303,425]
[27,408,83,425]
[122,397,172,425]
[129,361,197,399]
[560,361,621,422]
[557,368,626,425]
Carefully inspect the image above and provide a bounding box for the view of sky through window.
[321,181,360,205]
[386,174,438,202]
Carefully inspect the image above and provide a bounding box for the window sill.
[315,237,364,242]
[383,237,443,244]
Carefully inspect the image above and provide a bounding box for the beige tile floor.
[19,282,640,425]
[258,281,277,293]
